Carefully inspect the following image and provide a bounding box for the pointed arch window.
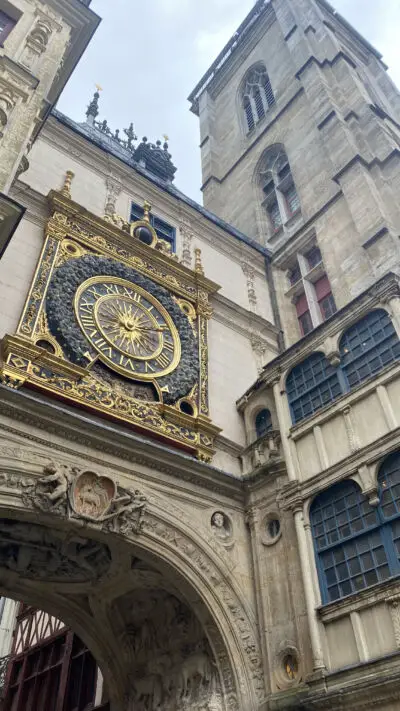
[242,65,275,134]
[311,452,400,603]
[259,146,301,234]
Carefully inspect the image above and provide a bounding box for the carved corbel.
[241,261,257,312]
[353,464,379,507]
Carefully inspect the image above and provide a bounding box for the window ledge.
[289,359,400,440]
[317,575,400,622]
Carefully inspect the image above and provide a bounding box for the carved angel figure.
[38,462,72,504]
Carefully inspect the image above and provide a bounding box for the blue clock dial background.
[46,255,199,404]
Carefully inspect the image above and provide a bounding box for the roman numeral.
[163,340,174,352]
[93,337,113,357]
[88,287,103,300]
[133,292,141,304]
[103,283,119,295]
[80,299,95,314]
[80,314,95,329]
[156,353,170,369]
[120,355,135,371]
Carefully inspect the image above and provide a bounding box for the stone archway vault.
[0,456,266,711]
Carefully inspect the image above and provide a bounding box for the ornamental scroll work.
[1,189,220,462]
[22,462,147,536]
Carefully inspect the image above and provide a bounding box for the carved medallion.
[70,471,116,520]
[23,463,147,535]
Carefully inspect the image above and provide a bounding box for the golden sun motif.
[98,299,162,358]
[74,276,181,381]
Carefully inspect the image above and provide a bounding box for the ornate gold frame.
[0,186,221,462]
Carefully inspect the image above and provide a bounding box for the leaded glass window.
[130,203,176,251]
[340,309,400,389]
[311,454,400,603]
[286,352,343,424]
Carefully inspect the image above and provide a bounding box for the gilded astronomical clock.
[0,175,220,461]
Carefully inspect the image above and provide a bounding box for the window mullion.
[381,522,400,576]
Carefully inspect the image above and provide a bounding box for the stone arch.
[0,458,265,711]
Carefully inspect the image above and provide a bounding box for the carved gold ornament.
[75,277,181,380]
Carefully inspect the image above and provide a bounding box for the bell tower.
[189,0,400,341]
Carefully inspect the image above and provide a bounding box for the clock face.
[74,276,181,380]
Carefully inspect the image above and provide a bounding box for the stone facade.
[0,0,99,193]
[0,1,400,711]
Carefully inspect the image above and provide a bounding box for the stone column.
[273,379,297,481]
[293,503,325,671]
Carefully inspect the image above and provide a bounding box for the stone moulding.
[0,188,222,462]
[0,457,266,710]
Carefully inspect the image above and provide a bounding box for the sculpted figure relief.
[22,462,147,535]
[115,589,223,710]
[211,511,232,544]
[0,519,111,582]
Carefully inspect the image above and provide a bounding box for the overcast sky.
[58,0,400,203]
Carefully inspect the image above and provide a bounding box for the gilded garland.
[0,188,220,461]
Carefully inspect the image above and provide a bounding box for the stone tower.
[189,0,400,344]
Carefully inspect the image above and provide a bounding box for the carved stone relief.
[179,218,194,269]
[211,511,233,547]
[22,462,147,535]
[0,518,111,582]
[104,177,122,216]
[115,588,224,710]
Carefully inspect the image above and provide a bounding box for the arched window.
[340,309,400,389]
[286,352,342,424]
[258,146,300,233]
[286,310,400,424]
[311,453,400,603]
[242,65,275,133]
[255,409,273,438]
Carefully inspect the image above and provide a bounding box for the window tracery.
[258,146,300,235]
[242,65,275,134]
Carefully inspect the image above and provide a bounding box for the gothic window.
[0,11,15,44]
[259,147,300,234]
[288,245,336,337]
[311,453,400,603]
[340,309,400,389]
[242,65,275,133]
[130,202,176,251]
[286,352,342,424]
[255,409,273,438]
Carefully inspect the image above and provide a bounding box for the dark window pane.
[255,409,273,438]
[340,310,400,389]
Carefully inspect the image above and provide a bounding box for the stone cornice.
[0,385,245,502]
[237,271,400,406]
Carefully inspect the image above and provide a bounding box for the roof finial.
[86,84,102,124]
[143,201,151,223]
[123,122,137,150]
